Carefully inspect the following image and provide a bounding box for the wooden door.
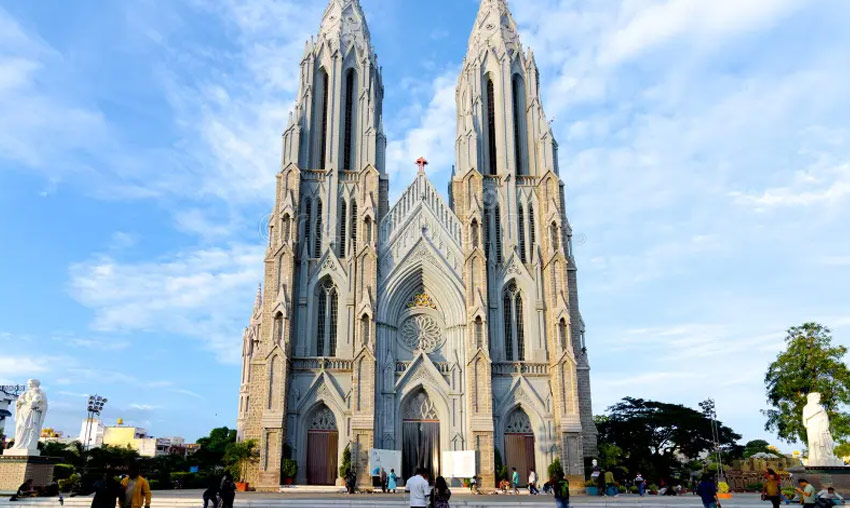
[307,431,338,485]
[505,433,535,486]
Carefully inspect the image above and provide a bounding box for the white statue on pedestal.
[803,392,843,467]
[5,379,48,456]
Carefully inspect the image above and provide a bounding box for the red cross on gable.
[416,156,428,174]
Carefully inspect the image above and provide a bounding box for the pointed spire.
[467,0,522,57]
[253,284,262,314]
[318,0,373,56]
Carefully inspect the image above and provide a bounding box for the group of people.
[405,468,451,508]
[200,471,238,508]
[376,467,399,493]
[696,468,846,508]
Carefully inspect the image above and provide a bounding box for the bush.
[58,473,81,493]
[53,463,75,481]
[584,480,596,487]
[648,484,659,493]
[718,481,730,494]
[171,472,210,489]
[629,485,639,494]
[148,479,161,490]
[548,458,564,479]
[281,459,297,480]
[746,482,764,491]
[618,485,627,493]
[339,445,352,478]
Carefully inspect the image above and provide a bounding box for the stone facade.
[237,0,596,491]
[0,456,57,493]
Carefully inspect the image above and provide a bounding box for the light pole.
[84,395,108,451]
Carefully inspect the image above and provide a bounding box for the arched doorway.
[504,408,535,487]
[306,405,338,485]
[402,389,440,483]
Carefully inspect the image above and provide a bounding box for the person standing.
[763,468,781,508]
[120,464,151,508]
[380,467,388,493]
[551,472,570,508]
[407,468,430,508]
[796,478,816,508]
[511,467,520,495]
[388,469,398,493]
[430,476,451,508]
[202,474,219,508]
[696,474,718,508]
[90,471,122,508]
[634,473,645,496]
[604,469,616,497]
[528,468,539,495]
[219,472,236,508]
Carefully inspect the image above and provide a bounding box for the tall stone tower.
[451,0,597,478]
[238,0,596,492]
[237,0,387,490]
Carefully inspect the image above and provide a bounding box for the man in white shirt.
[406,468,431,508]
[817,487,845,506]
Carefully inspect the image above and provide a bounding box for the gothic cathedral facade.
[237,0,597,490]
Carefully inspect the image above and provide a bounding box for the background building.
[237,0,596,490]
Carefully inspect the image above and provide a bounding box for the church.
[236,0,597,490]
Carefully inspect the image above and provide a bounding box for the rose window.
[399,315,443,352]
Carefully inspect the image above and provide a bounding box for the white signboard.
[369,448,402,476]
[441,450,476,478]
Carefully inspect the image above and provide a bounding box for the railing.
[396,361,451,375]
[491,362,549,376]
[292,357,353,371]
[339,170,359,182]
[515,175,538,187]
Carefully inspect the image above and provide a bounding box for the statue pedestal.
[2,448,40,457]
[790,465,850,492]
[0,455,58,493]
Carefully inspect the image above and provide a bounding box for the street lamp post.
[84,395,108,452]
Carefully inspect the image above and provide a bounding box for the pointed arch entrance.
[306,404,339,485]
[504,407,535,487]
[402,389,440,483]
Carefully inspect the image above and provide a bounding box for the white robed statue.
[802,392,843,467]
[5,379,48,456]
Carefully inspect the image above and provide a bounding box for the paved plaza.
[0,491,769,507]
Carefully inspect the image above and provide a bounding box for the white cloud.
[69,244,263,362]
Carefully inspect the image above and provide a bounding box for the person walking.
[511,467,520,495]
[119,463,151,508]
[388,469,398,493]
[696,474,719,508]
[551,472,570,508]
[380,467,388,493]
[796,478,817,508]
[90,471,122,508]
[407,467,430,508]
[528,468,539,495]
[763,468,781,508]
[202,474,219,508]
[219,472,236,508]
[430,476,451,508]
[604,469,616,497]
[634,473,645,496]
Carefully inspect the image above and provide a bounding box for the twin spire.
[467,0,522,58]
[317,0,373,57]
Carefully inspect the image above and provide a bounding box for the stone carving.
[407,292,438,310]
[400,315,443,352]
[504,408,532,434]
[403,391,438,420]
[803,392,843,467]
[6,379,48,456]
[309,406,337,431]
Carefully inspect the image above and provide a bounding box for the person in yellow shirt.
[763,468,781,508]
[120,463,152,508]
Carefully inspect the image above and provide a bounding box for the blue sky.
[1,0,849,448]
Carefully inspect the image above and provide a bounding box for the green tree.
[193,427,237,471]
[339,444,352,478]
[763,323,850,443]
[742,439,773,458]
[223,439,258,481]
[597,397,741,483]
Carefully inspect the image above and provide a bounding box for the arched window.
[303,199,312,253]
[486,77,497,175]
[276,254,283,290]
[528,206,536,255]
[315,279,338,356]
[343,69,356,170]
[471,219,480,249]
[318,68,329,169]
[314,199,323,258]
[350,202,358,255]
[512,74,527,175]
[275,313,283,344]
[267,356,279,410]
[365,217,373,244]
[282,214,291,244]
[360,314,370,346]
[494,205,503,263]
[503,282,525,361]
[558,318,568,350]
[550,222,559,253]
[339,200,347,258]
[518,205,526,263]
[474,316,483,349]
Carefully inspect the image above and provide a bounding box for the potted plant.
[648,483,659,495]
[461,478,470,488]
[224,439,258,492]
[281,459,298,485]
[339,444,353,484]
[717,481,732,499]
[585,479,598,495]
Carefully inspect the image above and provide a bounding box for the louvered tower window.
[314,200,323,258]
[528,206,536,255]
[494,205,503,263]
[518,205,526,263]
[512,74,526,175]
[486,77,497,175]
[339,200,347,258]
[304,199,312,254]
[319,69,329,169]
[344,70,355,170]
[351,203,358,254]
